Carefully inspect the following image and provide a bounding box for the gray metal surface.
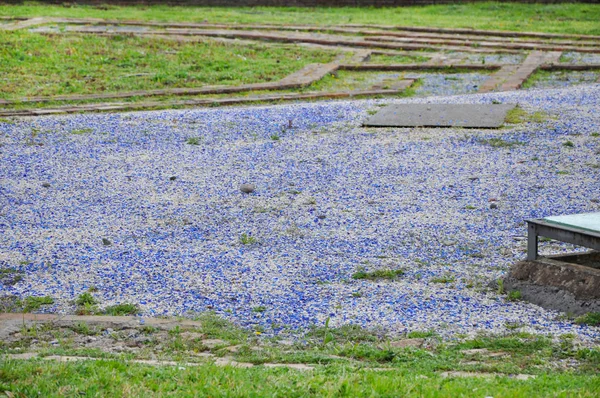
[526,218,600,261]
[363,103,516,128]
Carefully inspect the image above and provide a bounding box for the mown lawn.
[0,31,337,99]
[1,2,599,35]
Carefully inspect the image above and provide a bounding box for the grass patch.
[22,296,54,313]
[430,274,456,284]
[352,268,404,280]
[102,303,139,316]
[478,137,525,148]
[367,53,430,64]
[507,290,523,302]
[0,268,24,286]
[186,137,201,145]
[575,312,600,327]
[0,31,337,100]
[504,106,549,124]
[1,3,599,35]
[239,233,257,245]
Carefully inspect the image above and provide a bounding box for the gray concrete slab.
[363,103,516,128]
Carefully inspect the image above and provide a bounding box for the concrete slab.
[363,103,516,128]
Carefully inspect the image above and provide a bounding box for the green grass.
[22,296,54,313]
[0,31,337,100]
[239,233,257,245]
[504,106,549,124]
[507,290,523,302]
[1,312,600,396]
[367,53,431,64]
[575,312,600,327]
[1,2,600,35]
[102,303,139,316]
[478,137,525,148]
[352,268,404,280]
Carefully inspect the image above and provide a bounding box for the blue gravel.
[1,84,600,341]
[560,52,600,65]
[526,70,600,90]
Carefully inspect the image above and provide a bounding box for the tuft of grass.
[270,134,280,141]
[574,312,600,327]
[103,303,139,316]
[252,306,267,313]
[430,274,456,284]
[186,137,201,145]
[23,296,54,313]
[352,268,404,280]
[478,137,525,148]
[239,233,257,245]
[562,141,574,147]
[71,128,93,135]
[75,292,98,306]
[0,267,24,286]
[504,106,548,124]
[591,132,600,137]
[507,290,523,302]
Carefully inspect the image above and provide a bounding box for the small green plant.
[0,118,15,124]
[0,268,24,286]
[186,137,201,145]
[252,306,267,313]
[270,134,280,141]
[23,296,54,313]
[103,303,139,316]
[505,106,549,124]
[352,269,404,280]
[366,109,378,115]
[574,312,600,326]
[322,317,334,345]
[591,132,600,137]
[556,170,570,175]
[239,233,257,245]
[465,205,477,210]
[351,292,363,298]
[430,275,456,284]
[71,322,95,335]
[497,279,505,295]
[407,330,436,338]
[478,137,525,148]
[562,141,574,147]
[71,128,93,135]
[76,292,98,306]
[507,290,523,302]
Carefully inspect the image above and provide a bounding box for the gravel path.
[1,84,599,341]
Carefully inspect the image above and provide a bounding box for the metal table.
[527,212,600,261]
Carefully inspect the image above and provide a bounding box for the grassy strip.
[1,312,599,396]
[1,360,599,397]
[0,2,599,35]
[0,31,337,99]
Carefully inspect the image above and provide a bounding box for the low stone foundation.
[504,252,600,315]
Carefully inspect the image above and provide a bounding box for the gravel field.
[1,84,599,341]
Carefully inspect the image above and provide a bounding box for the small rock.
[240,184,255,194]
[591,199,599,203]
[224,345,241,353]
[202,339,228,348]
[317,214,326,220]
[490,203,498,209]
[102,238,112,246]
[388,338,425,348]
[49,340,59,345]
[41,182,51,188]
[169,176,177,181]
